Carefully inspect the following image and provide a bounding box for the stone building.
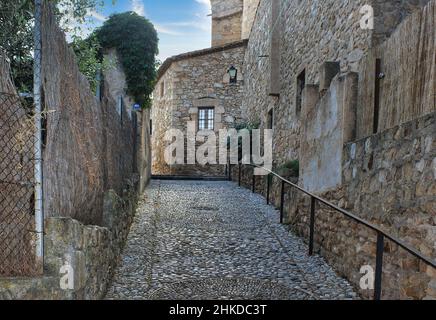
[240,0,435,300]
[151,0,259,176]
[152,0,435,299]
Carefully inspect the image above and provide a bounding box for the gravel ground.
[105,180,358,300]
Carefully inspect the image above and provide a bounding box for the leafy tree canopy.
[71,33,105,93]
[95,12,159,108]
[0,0,34,92]
[0,0,110,91]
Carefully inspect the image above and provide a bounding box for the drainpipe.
[34,0,44,274]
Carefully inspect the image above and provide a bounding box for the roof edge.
[156,39,248,82]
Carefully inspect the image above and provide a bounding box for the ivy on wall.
[96,12,159,108]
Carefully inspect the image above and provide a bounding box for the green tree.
[0,0,34,92]
[0,0,110,91]
[71,34,111,93]
[96,12,159,108]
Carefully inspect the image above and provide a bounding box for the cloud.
[155,0,212,37]
[195,0,211,11]
[163,20,209,32]
[131,0,146,16]
[154,24,184,36]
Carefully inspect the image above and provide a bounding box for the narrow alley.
[106,180,357,300]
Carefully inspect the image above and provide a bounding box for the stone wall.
[230,111,436,300]
[152,41,247,176]
[151,64,177,175]
[242,0,432,169]
[311,112,435,300]
[211,0,243,46]
[234,1,435,300]
[0,189,138,300]
[138,108,152,193]
[238,72,435,300]
[41,2,141,225]
[242,0,373,168]
[373,0,432,43]
[300,73,358,193]
[0,1,150,299]
[241,0,260,39]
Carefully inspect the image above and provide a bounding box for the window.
[296,69,306,114]
[160,81,165,98]
[198,107,215,130]
[373,59,382,134]
[267,108,274,130]
[150,119,153,135]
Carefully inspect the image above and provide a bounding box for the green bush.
[1,0,110,92]
[227,120,261,157]
[234,120,260,132]
[277,160,299,178]
[96,12,159,108]
[71,34,104,93]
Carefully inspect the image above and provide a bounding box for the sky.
[84,0,212,62]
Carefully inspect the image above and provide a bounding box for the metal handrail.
[230,163,436,300]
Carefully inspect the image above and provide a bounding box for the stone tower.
[210,0,244,46]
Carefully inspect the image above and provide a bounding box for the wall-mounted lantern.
[228,66,238,84]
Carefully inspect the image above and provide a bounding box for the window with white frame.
[198,107,215,130]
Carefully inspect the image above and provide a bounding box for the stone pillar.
[341,72,358,144]
[301,85,320,121]
[319,61,340,93]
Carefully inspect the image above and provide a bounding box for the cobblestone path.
[106,180,358,300]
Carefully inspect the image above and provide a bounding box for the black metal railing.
[228,163,436,300]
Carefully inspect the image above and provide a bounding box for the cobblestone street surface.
[106,180,358,300]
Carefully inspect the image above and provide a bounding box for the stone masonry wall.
[304,112,435,300]
[151,65,177,175]
[211,0,244,46]
[138,108,152,193]
[236,0,435,300]
[230,112,436,300]
[242,0,373,169]
[241,0,260,39]
[152,42,247,176]
[41,2,140,225]
[300,73,358,193]
[212,13,243,47]
[0,189,138,300]
[0,1,150,299]
[242,0,432,169]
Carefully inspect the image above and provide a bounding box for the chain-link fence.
[0,92,38,277]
